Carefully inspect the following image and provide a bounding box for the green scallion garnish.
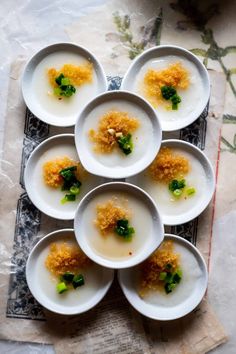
[159,264,182,294]
[59,166,82,204]
[114,219,135,241]
[54,73,76,98]
[161,85,181,110]
[186,187,196,196]
[117,133,133,155]
[56,282,68,294]
[72,274,85,289]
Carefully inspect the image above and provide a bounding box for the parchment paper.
[0,60,227,354]
[2,0,235,352]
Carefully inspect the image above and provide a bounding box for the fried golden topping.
[149,147,189,183]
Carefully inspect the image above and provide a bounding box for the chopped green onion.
[171,94,181,110]
[61,272,74,282]
[159,272,167,281]
[169,179,186,192]
[161,85,176,100]
[60,166,77,180]
[70,185,80,195]
[169,179,196,199]
[186,187,196,196]
[160,85,181,110]
[54,87,62,96]
[164,272,173,283]
[173,189,183,197]
[157,263,183,294]
[54,73,76,98]
[173,272,182,284]
[165,263,173,270]
[61,194,76,204]
[117,133,133,155]
[72,274,85,289]
[59,166,82,203]
[169,179,186,198]
[162,268,182,294]
[176,268,182,277]
[165,282,177,294]
[60,85,76,97]
[61,77,70,86]
[56,282,68,294]
[115,219,135,241]
[55,73,65,86]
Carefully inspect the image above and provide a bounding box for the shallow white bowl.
[128,139,215,225]
[24,134,104,220]
[74,90,162,179]
[26,229,114,315]
[22,42,107,127]
[121,45,210,131]
[74,182,164,269]
[118,233,208,321]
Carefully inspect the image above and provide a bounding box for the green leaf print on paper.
[170,1,236,98]
[223,115,236,124]
[221,135,236,153]
[112,9,163,60]
[221,115,236,153]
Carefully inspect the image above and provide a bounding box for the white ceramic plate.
[74,182,164,269]
[128,139,215,225]
[24,134,104,220]
[26,229,114,315]
[118,234,208,321]
[22,42,107,127]
[74,90,162,179]
[121,45,210,131]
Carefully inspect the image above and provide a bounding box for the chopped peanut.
[89,111,139,153]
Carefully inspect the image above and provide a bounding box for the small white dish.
[22,42,107,127]
[24,134,104,220]
[26,229,114,315]
[74,90,162,179]
[118,233,208,321]
[128,139,215,225]
[121,45,210,131]
[74,182,164,269]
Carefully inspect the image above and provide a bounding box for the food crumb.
[149,147,189,183]
[143,62,189,108]
[45,242,91,277]
[95,199,130,236]
[139,240,180,296]
[48,62,93,88]
[89,111,139,153]
[43,156,85,188]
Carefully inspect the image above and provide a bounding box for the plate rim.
[118,233,208,321]
[73,181,164,269]
[121,44,210,132]
[128,138,215,225]
[21,42,108,127]
[26,228,114,315]
[74,89,162,179]
[24,133,85,220]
